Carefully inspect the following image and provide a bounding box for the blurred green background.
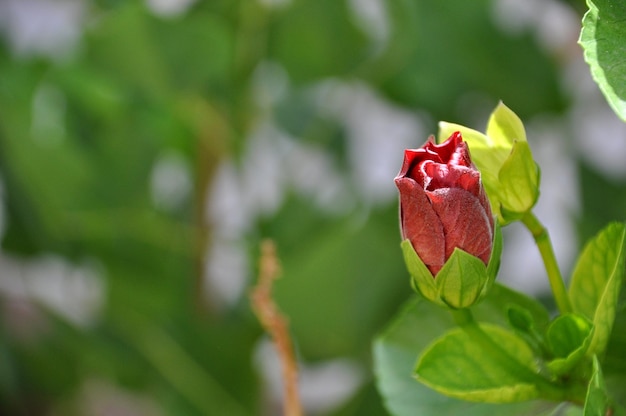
[0,0,624,415]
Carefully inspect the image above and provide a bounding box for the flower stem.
[521,212,572,315]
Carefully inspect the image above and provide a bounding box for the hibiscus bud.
[438,102,540,224]
[395,132,502,309]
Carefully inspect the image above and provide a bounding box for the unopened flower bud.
[395,132,501,308]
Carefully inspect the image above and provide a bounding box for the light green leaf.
[486,101,527,146]
[569,222,626,357]
[415,323,540,402]
[438,122,490,147]
[584,356,609,416]
[374,284,570,415]
[580,0,626,122]
[546,314,594,376]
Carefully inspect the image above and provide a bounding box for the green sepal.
[414,323,541,403]
[436,249,487,309]
[497,140,540,221]
[401,239,438,303]
[485,221,503,294]
[546,314,594,376]
[569,222,626,358]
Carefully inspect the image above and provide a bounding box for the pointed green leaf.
[584,356,609,416]
[374,284,565,416]
[486,101,527,146]
[546,314,594,376]
[580,0,626,122]
[415,323,540,402]
[569,222,626,357]
[438,122,491,147]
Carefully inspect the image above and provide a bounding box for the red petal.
[422,161,481,194]
[395,177,445,275]
[449,138,473,168]
[427,187,493,265]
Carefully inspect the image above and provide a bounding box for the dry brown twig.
[250,239,303,416]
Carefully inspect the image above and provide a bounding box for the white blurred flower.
[316,80,426,205]
[0,254,105,327]
[492,0,579,54]
[145,0,197,18]
[150,151,193,212]
[0,0,84,60]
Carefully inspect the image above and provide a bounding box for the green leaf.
[486,101,528,146]
[374,284,570,415]
[569,222,626,357]
[584,356,609,416]
[415,323,540,402]
[546,314,594,376]
[580,0,626,122]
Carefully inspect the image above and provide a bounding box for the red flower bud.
[395,132,494,276]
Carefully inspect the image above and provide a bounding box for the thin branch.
[251,240,303,416]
